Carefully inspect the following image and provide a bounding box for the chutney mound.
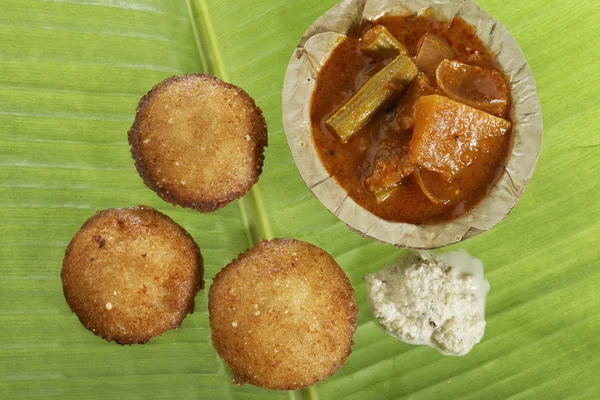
[209,238,358,390]
[61,205,204,344]
[129,74,268,212]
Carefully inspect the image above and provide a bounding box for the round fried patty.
[61,205,204,344]
[209,238,357,390]
[128,73,267,212]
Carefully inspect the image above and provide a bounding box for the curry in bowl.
[311,15,512,224]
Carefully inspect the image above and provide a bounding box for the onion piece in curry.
[310,15,512,224]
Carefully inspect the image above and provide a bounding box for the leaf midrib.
[185,1,320,399]
[186,0,274,246]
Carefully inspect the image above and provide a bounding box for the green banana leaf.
[1,0,599,398]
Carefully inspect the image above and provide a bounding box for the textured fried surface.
[128,74,267,212]
[209,238,358,390]
[61,205,204,344]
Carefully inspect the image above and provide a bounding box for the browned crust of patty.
[208,238,358,390]
[128,73,268,212]
[61,205,204,344]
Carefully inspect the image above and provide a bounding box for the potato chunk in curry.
[409,95,511,179]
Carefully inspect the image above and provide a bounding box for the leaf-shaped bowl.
[282,0,542,249]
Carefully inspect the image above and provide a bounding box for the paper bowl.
[282,0,542,249]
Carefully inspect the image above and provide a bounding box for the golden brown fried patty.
[61,205,204,344]
[128,74,267,212]
[209,238,357,390]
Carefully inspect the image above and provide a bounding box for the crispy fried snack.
[61,205,204,344]
[209,238,357,390]
[129,74,268,212]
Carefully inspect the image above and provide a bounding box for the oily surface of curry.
[310,16,512,224]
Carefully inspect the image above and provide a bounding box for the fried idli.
[128,74,268,212]
[61,205,204,344]
[209,238,357,390]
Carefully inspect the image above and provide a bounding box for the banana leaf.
[1,0,599,399]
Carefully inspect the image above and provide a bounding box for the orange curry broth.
[310,16,512,224]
